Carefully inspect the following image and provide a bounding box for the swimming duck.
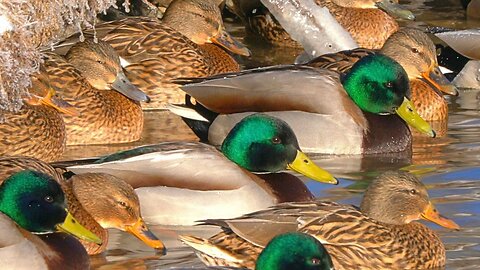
[62,114,337,225]
[0,156,165,255]
[306,28,458,134]
[0,170,101,269]
[171,54,434,155]
[76,0,249,109]
[0,68,77,162]
[228,0,413,49]
[43,38,148,145]
[177,232,334,270]
[179,171,459,270]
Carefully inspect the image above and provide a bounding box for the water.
[61,1,480,268]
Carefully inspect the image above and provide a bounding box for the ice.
[436,29,480,60]
[261,0,358,58]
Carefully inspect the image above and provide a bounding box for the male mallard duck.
[43,39,149,145]
[180,171,459,269]
[0,156,165,255]
[0,69,77,162]
[61,114,337,225]
[171,54,434,155]
[229,0,413,49]
[78,0,249,109]
[0,170,101,269]
[178,232,334,270]
[306,28,458,134]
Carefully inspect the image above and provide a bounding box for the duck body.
[89,8,243,109]
[231,0,404,49]
[180,171,459,270]
[65,142,316,225]
[43,41,145,145]
[174,65,412,155]
[0,157,164,255]
[0,104,66,162]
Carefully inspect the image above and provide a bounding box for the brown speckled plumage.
[43,48,144,145]
[181,172,457,270]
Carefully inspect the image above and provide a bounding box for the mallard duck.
[171,54,434,155]
[61,114,337,225]
[74,0,249,110]
[0,156,165,255]
[0,68,77,162]
[229,0,413,49]
[306,28,458,135]
[436,29,480,89]
[180,171,459,269]
[177,232,334,270]
[0,170,101,269]
[43,38,148,145]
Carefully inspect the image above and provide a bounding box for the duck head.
[256,232,335,270]
[360,171,459,230]
[341,53,436,137]
[66,39,150,102]
[221,113,338,184]
[0,170,101,243]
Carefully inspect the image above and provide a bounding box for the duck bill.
[56,211,102,244]
[421,66,459,96]
[111,71,151,103]
[124,218,166,254]
[210,28,251,57]
[287,150,338,185]
[395,97,436,138]
[421,202,460,230]
[37,88,79,116]
[375,0,415,20]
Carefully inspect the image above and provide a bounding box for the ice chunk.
[261,0,358,57]
[436,29,480,60]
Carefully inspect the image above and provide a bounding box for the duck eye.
[411,48,419,54]
[384,81,394,89]
[310,257,321,265]
[96,60,104,64]
[118,201,127,207]
[409,189,417,195]
[44,196,54,203]
[271,137,282,144]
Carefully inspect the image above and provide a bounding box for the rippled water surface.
[61,0,480,269]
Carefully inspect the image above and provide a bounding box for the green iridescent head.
[0,170,67,232]
[0,170,102,244]
[341,54,435,137]
[221,114,337,185]
[341,54,409,114]
[256,232,335,270]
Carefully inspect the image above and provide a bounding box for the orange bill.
[125,218,167,255]
[210,27,251,57]
[421,66,459,96]
[26,87,79,116]
[421,202,460,230]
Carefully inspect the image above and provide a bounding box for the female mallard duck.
[306,28,458,135]
[0,68,76,162]
[176,232,334,270]
[0,156,165,255]
[43,39,149,145]
[179,171,459,270]
[228,0,413,49]
[60,114,337,225]
[171,54,434,155]
[76,0,249,109]
[0,170,101,269]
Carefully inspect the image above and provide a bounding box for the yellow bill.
[287,150,338,185]
[125,218,166,254]
[210,27,251,57]
[421,66,459,96]
[56,211,102,244]
[421,202,460,230]
[395,97,436,138]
